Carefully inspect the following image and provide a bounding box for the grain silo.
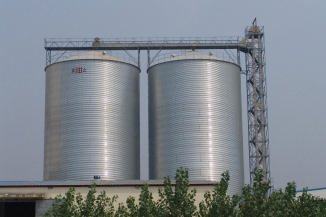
[148,51,243,194]
[44,51,140,181]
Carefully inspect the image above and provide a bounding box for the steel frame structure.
[44,20,270,186]
[244,20,270,184]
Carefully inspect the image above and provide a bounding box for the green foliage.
[238,170,271,217]
[117,183,159,217]
[199,171,240,217]
[44,187,79,217]
[138,183,158,216]
[238,170,326,217]
[158,167,197,217]
[44,168,326,217]
[264,182,297,216]
[44,184,117,217]
[291,188,326,217]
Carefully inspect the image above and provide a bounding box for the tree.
[44,168,326,217]
[265,182,297,216]
[199,171,240,217]
[291,188,326,217]
[158,167,197,217]
[44,187,79,217]
[44,184,117,217]
[114,183,158,217]
[138,183,158,216]
[238,170,270,217]
[238,170,326,217]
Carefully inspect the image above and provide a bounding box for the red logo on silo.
[72,67,86,74]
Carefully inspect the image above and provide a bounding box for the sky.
[0,0,325,190]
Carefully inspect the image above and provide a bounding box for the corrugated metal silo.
[44,51,140,181]
[148,51,243,195]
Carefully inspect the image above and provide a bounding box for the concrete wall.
[35,199,54,217]
[0,183,216,216]
[0,184,214,206]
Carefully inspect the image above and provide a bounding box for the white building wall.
[296,188,326,198]
[0,183,217,217]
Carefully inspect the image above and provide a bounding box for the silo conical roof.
[64,51,126,62]
[166,51,222,62]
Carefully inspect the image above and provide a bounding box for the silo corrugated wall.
[44,51,140,181]
[148,52,243,195]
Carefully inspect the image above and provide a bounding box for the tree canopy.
[44,168,326,217]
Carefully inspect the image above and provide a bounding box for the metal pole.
[147,49,150,69]
[251,35,260,172]
[138,49,141,68]
[258,34,267,182]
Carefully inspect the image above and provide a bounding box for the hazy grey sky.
[1,0,325,190]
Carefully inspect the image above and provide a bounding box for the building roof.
[296,187,326,193]
[0,180,216,188]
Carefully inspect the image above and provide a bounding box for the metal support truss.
[245,19,270,185]
[44,37,244,67]
[44,19,271,186]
